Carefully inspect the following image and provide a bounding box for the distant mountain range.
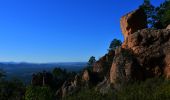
[0,62,87,84]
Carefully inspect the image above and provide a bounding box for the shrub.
[25,85,54,100]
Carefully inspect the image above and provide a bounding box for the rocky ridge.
[56,8,170,98]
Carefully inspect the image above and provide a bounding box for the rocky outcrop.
[110,47,142,84]
[167,25,170,29]
[95,77,111,94]
[110,29,170,84]
[82,70,90,82]
[120,8,147,40]
[56,75,81,98]
[93,50,115,73]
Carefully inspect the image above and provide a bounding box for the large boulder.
[110,29,170,84]
[120,8,147,40]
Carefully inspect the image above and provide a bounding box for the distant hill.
[0,62,87,84]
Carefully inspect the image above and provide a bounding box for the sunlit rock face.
[110,28,170,84]
[82,70,90,82]
[93,50,115,73]
[124,29,170,79]
[110,47,142,84]
[167,24,170,29]
[120,8,147,41]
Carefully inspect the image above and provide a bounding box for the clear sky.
[0,0,165,63]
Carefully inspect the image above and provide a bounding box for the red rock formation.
[167,25,170,29]
[110,29,170,84]
[120,8,147,40]
[110,47,143,84]
[82,70,90,82]
[93,50,115,73]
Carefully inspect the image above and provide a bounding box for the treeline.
[0,68,77,100]
[140,0,170,28]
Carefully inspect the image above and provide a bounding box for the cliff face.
[56,8,170,98]
[93,50,115,74]
[110,8,170,84]
[92,8,170,85]
[120,8,147,40]
[110,29,170,84]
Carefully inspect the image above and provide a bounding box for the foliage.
[64,77,170,100]
[0,69,5,79]
[156,0,170,28]
[88,56,96,66]
[109,39,122,51]
[115,77,170,100]
[86,56,96,71]
[0,79,25,100]
[64,88,115,100]
[140,0,156,28]
[25,85,54,100]
[32,71,53,87]
[140,0,170,28]
[52,68,67,80]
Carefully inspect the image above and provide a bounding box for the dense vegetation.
[65,78,170,100]
[0,68,76,100]
[140,0,170,28]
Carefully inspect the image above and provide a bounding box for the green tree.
[88,56,96,66]
[109,39,122,51]
[140,0,156,28]
[0,69,5,79]
[85,56,96,71]
[140,0,170,29]
[156,0,170,28]
[0,79,25,100]
[25,86,54,100]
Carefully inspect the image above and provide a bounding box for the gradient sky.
[0,0,165,63]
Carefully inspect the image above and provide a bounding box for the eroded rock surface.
[93,50,115,73]
[120,8,147,40]
[110,29,170,84]
[167,25,170,29]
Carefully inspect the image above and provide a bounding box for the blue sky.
[0,0,165,63]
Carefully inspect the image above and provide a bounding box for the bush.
[0,79,25,100]
[64,77,170,100]
[64,88,115,100]
[115,77,170,100]
[25,85,54,100]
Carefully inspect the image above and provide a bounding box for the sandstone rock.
[123,29,170,79]
[120,8,147,40]
[110,29,170,84]
[95,77,111,94]
[56,74,81,98]
[167,25,170,29]
[110,47,142,84]
[82,70,90,82]
[93,50,115,73]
